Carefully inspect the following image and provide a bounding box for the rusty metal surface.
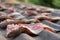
[1,29,60,40]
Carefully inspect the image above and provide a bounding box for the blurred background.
[18,0,60,8]
[0,0,60,8]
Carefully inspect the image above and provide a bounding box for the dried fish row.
[0,3,60,40]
